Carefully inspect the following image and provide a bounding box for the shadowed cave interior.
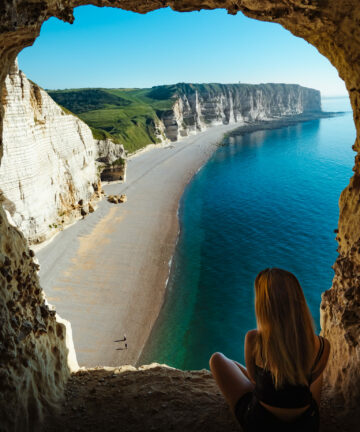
[0,1,360,431]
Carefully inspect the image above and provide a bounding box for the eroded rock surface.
[98,140,127,182]
[159,83,321,141]
[43,366,344,432]
[0,205,72,431]
[44,365,240,432]
[0,61,125,244]
[0,0,360,431]
[107,194,127,204]
[0,60,101,243]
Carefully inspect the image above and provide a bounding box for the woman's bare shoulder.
[314,334,331,352]
[245,329,258,344]
[321,335,330,348]
[320,335,331,358]
[244,329,258,380]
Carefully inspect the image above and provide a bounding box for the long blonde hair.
[253,268,315,388]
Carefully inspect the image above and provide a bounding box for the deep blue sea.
[139,97,355,370]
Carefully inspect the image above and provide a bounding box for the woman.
[209,268,330,431]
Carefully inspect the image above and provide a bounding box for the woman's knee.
[209,352,227,371]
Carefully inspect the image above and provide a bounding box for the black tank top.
[254,336,324,408]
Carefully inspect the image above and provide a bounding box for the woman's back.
[247,330,329,422]
[209,268,331,431]
[254,364,313,408]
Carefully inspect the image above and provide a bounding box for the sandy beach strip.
[36,123,241,367]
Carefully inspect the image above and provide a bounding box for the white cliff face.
[96,138,127,182]
[159,83,322,141]
[0,62,125,244]
[96,138,126,166]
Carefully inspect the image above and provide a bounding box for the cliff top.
[48,82,321,152]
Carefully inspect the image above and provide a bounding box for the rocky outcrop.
[158,83,321,141]
[0,1,360,431]
[0,203,76,432]
[42,365,344,432]
[0,61,125,244]
[96,138,127,182]
[96,138,126,167]
[320,178,360,430]
[43,365,239,432]
[107,194,127,204]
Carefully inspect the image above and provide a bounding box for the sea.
[139,97,355,370]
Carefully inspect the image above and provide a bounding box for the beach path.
[36,124,240,367]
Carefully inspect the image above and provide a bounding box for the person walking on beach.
[115,334,127,350]
[209,268,330,432]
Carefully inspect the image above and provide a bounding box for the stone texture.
[42,366,345,432]
[0,203,75,432]
[43,365,240,432]
[0,60,100,243]
[0,61,125,244]
[0,0,359,431]
[98,141,127,182]
[96,138,126,168]
[107,194,127,204]
[160,83,321,141]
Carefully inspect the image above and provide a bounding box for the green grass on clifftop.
[49,84,254,152]
[48,87,176,152]
[48,83,319,153]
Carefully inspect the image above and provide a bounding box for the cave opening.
[13,5,352,369]
[1,2,360,431]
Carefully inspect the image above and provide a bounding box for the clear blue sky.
[18,6,347,96]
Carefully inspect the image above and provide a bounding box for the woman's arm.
[244,329,258,384]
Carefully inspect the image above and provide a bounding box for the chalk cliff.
[48,82,322,151]
[0,61,125,244]
[155,83,321,141]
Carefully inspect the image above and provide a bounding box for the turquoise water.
[139,97,355,370]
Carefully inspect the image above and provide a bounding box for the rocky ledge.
[43,365,342,432]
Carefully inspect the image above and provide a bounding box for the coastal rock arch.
[0,1,359,430]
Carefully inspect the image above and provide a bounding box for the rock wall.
[160,83,321,141]
[0,203,74,431]
[0,0,360,431]
[0,61,125,244]
[96,138,127,182]
[320,179,360,429]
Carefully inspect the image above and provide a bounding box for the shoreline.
[36,122,242,367]
[36,113,329,368]
[136,111,337,364]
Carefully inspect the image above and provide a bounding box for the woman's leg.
[209,352,255,411]
[234,361,253,381]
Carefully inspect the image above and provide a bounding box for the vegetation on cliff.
[49,83,321,153]
[48,87,175,152]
